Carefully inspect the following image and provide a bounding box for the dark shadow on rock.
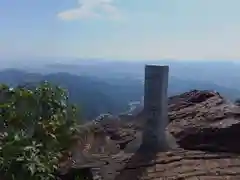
[58,167,93,180]
[178,124,240,153]
[114,146,158,180]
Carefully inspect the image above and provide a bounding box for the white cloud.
[58,0,121,21]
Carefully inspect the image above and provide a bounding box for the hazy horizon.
[1,0,240,61]
[0,57,240,67]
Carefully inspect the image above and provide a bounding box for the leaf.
[48,133,57,139]
[14,134,20,141]
[28,163,36,175]
[23,146,34,151]
[0,82,80,179]
[16,156,24,162]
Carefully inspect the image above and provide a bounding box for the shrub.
[0,82,80,180]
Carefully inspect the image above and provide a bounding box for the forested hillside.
[1,69,240,120]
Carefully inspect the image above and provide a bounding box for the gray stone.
[141,65,174,152]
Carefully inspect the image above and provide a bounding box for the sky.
[1,0,240,61]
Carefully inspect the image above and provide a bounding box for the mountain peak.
[60,89,240,180]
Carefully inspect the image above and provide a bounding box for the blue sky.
[1,0,240,61]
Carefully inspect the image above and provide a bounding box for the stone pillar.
[141,65,169,152]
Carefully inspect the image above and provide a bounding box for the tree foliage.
[0,82,80,180]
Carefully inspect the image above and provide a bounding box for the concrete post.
[141,65,170,152]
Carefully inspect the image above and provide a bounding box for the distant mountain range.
[2,58,240,88]
[0,68,240,120]
[0,69,143,120]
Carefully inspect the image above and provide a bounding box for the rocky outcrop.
[167,90,240,153]
[115,149,240,180]
[60,90,240,180]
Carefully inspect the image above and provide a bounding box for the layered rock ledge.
[168,90,240,153]
[60,90,240,180]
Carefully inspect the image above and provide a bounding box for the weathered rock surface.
[167,90,240,153]
[60,90,240,180]
[115,149,240,180]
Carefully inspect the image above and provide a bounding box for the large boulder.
[167,90,240,153]
[59,90,240,180]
